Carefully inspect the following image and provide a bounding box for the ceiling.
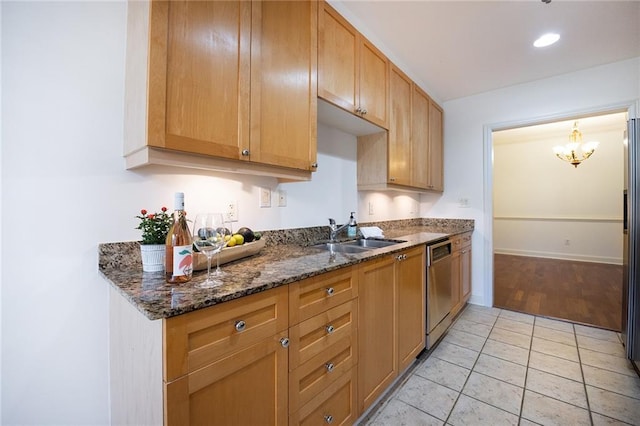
[330,0,640,103]
[492,111,628,145]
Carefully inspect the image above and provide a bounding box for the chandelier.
[552,121,599,168]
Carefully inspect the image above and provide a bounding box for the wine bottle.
[165,192,193,283]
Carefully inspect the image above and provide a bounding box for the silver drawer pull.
[325,362,334,372]
[235,320,246,332]
[324,415,333,424]
[326,287,335,296]
[326,325,334,334]
[241,149,250,156]
[280,337,289,348]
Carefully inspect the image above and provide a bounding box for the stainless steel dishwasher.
[426,238,453,349]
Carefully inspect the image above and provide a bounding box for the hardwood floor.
[493,254,623,331]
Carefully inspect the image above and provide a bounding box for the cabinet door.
[461,246,472,301]
[359,39,389,129]
[357,255,397,413]
[165,332,288,426]
[250,0,317,171]
[397,246,426,372]
[149,1,251,159]
[411,85,431,189]
[428,100,444,191]
[318,2,357,114]
[388,65,412,187]
[450,249,462,317]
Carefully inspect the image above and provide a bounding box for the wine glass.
[212,221,232,277]
[192,213,227,288]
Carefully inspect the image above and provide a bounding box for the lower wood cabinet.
[163,285,290,425]
[165,332,289,425]
[357,245,426,413]
[110,249,427,425]
[289,267,359,424]
[450,232,472,318]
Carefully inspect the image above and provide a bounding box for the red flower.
[161,207,167,212]
[141,209,147,215]
[147,214,155,219]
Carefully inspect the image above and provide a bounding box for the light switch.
[259,187,271,208]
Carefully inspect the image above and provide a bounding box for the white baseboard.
[494,248,622,265]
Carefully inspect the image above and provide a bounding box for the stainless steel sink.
[313,239,404,253]
[341,239,404,249]
[313,243,371,253]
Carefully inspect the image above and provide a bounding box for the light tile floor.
[364,305,640,426]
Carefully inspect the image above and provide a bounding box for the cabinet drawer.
[289,333,357,413]
[289,367,357,426]
[164,286,288,381]
[289,300,357,370]
[289,266,357,325]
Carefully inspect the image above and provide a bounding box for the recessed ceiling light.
[534,33,560,48]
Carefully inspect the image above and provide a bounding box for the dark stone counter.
[99,218,474,320]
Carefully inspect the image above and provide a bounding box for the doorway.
[492,112,627,330]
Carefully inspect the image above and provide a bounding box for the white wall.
[438,57,640,307]
[0,2,413,424]
[494,124,625,264]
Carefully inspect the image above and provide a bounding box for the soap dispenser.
[347,212,357,238]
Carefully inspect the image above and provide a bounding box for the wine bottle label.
[172,245,193,277]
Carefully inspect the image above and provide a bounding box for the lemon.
[226,238,237,247]
[224,235,232,241]
[233,234,244,245]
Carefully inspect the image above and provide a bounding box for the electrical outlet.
[259,187,271,208]
[227,201,239,222]
[459,198,470,208]
[368,201,374,215]
[277,190,287,207]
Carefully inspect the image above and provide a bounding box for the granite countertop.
[99,218,474,320]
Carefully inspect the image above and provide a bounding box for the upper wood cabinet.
[428,100,444,191]
[124,0,317,180]
[318,2,389,129]
[357,65,444,192]
[387,65,413,187]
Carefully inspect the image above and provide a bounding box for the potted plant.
[136,207,172,272]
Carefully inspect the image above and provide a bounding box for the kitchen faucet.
[328,217,350,243]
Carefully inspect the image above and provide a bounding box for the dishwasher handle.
[427,239,452,267]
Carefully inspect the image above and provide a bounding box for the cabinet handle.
[461,250,467,254]
[326,287,335,296]
[361,108,367,115]
[326,325,334,334]
[325,362,334,372]
[324,415,334,424]
[280,337,289,348]
[396,254,407,261]
[241,149,250,156]
[311,163,318,169]
[355,106,362,114]
[235,320,246,332]
[389,177,396,182]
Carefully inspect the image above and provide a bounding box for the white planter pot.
[140,244,165,272]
